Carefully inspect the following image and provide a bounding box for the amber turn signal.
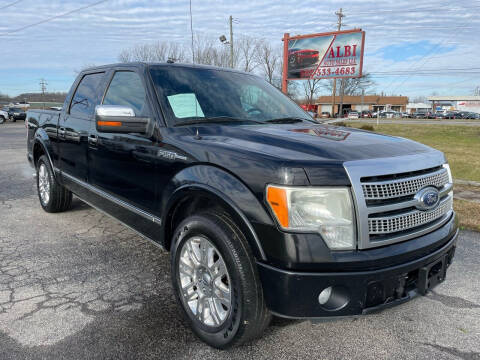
[266,186,289,227]
[97,120,122,127]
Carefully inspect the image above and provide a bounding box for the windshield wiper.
[265,117,313,124]
[174,116,263,126]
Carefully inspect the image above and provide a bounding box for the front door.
[88,69,160,231]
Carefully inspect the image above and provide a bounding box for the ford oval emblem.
[414,187,440,211]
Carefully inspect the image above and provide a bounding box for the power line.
[0,0,22,10]
[0,0,109,37]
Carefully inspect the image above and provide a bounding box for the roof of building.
[316,95,408,105]
[427,96,480,101]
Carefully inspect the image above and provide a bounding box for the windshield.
[149,65,311,126]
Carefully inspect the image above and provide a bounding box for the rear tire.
[0,116,4,124]
[36,155,72,213]
[171,211,271,349]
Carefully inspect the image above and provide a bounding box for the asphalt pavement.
[1,122,479,360]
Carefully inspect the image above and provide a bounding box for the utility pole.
[39,78,47,110]
[229,15,234,68]
[331,8,345,118]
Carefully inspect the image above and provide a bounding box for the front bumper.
[257,228,458,318]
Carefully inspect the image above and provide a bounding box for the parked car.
[444,112,457,119]
[361,110,372,118]
[7,107,26,122]
[320,111,331,118]
[288,48,319,69]
[412,112,426,118]
[435,112,446,119]
[0,108,8,124]
[347,111,359,119]
[400,112,411,118]
[27,63,457,348]
[379,111,397,118]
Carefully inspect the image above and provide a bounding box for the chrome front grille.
[344,152,454,249]
[369,197,453,235]
[362,168,449,200]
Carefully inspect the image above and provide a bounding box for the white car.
[347,111,359,119]
[0,109,8,124]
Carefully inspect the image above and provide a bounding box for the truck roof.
[82,62,250,75]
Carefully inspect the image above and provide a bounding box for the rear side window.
[70,72,104,117]
[103,71,150,117]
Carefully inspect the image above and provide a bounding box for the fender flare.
[33,131,56,178]
[161,165,274,261]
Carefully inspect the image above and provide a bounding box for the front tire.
[36,155,72,212]
[171,212,270,348]
[0,116,4,124]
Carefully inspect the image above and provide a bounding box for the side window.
[103,71,149,117]
[69,72,104,117]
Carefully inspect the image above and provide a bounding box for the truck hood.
[197,123,435,163]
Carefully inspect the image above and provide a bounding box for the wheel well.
[164,191,263,259]
[33,142,45,168]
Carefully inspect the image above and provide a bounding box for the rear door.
[58,72,105,187]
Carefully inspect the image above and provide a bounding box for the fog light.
[318,286,332,305]
[317,286,350,311]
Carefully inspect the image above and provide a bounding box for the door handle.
[88,134,98,145]
[58,127,65,137]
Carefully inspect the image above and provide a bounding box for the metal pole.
[229,15,234,68]
[281,33,289,94]
[331,8,344,118]
[190,0,194,63]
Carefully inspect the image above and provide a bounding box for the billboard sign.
[284,29,365,80]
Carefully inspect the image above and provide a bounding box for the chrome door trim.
[59,169,162,225]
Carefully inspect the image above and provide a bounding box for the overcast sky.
[1,0,479,97]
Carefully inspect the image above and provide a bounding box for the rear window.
[70,72,104,117]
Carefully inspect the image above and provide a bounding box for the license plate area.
[417,254,448,295]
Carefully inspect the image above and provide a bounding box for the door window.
[103,71,150,117]
[69,72,104,117]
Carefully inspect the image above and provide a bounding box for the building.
[406,102,431,114]
[428,96,480,113]
[315,95,408,115]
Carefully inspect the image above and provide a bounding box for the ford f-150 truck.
[27,63,458,348]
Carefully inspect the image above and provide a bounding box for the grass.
[345,122,480,232]
[346,123,480,183]
[454,199,480,232]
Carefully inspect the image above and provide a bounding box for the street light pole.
[229,15,234,68]
[331,8,345,118]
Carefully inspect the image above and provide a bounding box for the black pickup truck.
[27,63,458,348]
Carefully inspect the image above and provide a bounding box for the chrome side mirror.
[95,105,150,134]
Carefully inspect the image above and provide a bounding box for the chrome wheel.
[38,163,50,205]
[178,236,231,327]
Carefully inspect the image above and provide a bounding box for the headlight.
[266,185,356,250]
[442,163,453,183]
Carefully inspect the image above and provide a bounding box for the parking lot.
[0,121,479,360]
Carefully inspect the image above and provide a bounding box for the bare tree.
[301,79,323,106]
[321,73,375,96]
[255,41,282,87]
[118,41,186,63]
[236,35,261,72]
[192,34,232,67]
